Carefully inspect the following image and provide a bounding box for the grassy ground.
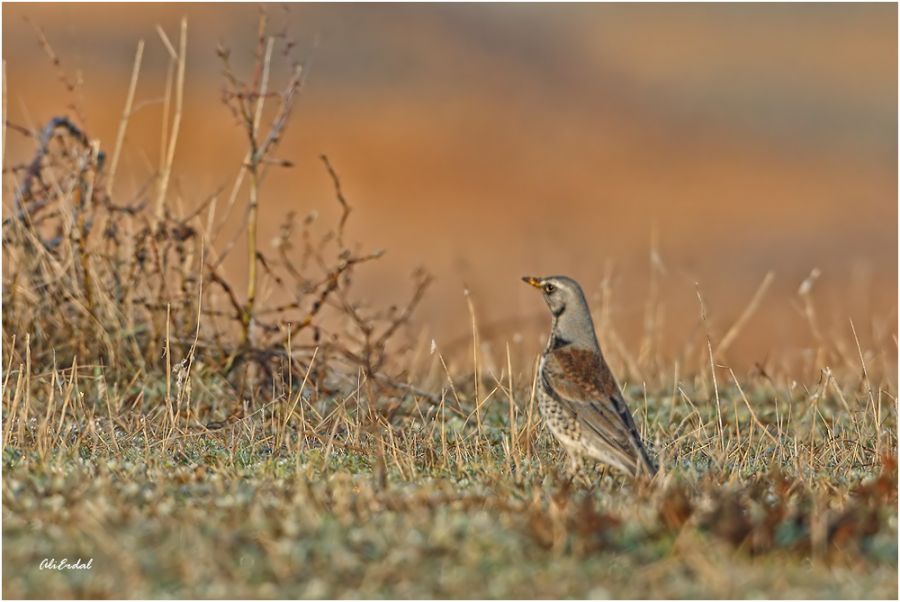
[2,359,897,598]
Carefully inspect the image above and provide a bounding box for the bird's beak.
[522,276,543,289]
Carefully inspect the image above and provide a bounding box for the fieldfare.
[523,275,657,478]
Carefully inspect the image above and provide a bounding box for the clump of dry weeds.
[3,14,431,418]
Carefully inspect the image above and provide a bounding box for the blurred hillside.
[3,3,897,369]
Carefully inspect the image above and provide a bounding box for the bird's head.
[521,275,584,319]
[522,274,599,349]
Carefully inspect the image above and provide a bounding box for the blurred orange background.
[4,3,897,371]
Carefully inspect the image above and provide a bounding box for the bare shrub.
[2,14,430,416]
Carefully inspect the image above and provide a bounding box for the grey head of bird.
[522,275,600,351]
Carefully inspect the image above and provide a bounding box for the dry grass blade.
[155,18,187,220]
[715,270,774,361]
[106,39,144,195]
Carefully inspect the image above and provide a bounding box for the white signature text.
[39,558,94,571]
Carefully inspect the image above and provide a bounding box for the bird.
[522,275,657,478]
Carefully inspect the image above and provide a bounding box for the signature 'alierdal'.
[523,275,657,478]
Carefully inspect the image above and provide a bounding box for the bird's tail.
[637,443,658,477]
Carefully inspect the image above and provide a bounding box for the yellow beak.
[522,276,543,289]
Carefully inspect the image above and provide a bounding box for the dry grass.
[1,340,896,598]
[2,14,897,600]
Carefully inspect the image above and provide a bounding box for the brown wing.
[541,347,656,476]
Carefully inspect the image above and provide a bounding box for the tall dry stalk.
[107,39,144,195]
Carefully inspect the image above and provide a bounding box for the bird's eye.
[543,283,556,294]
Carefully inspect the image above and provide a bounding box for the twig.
[320,154,351,247]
